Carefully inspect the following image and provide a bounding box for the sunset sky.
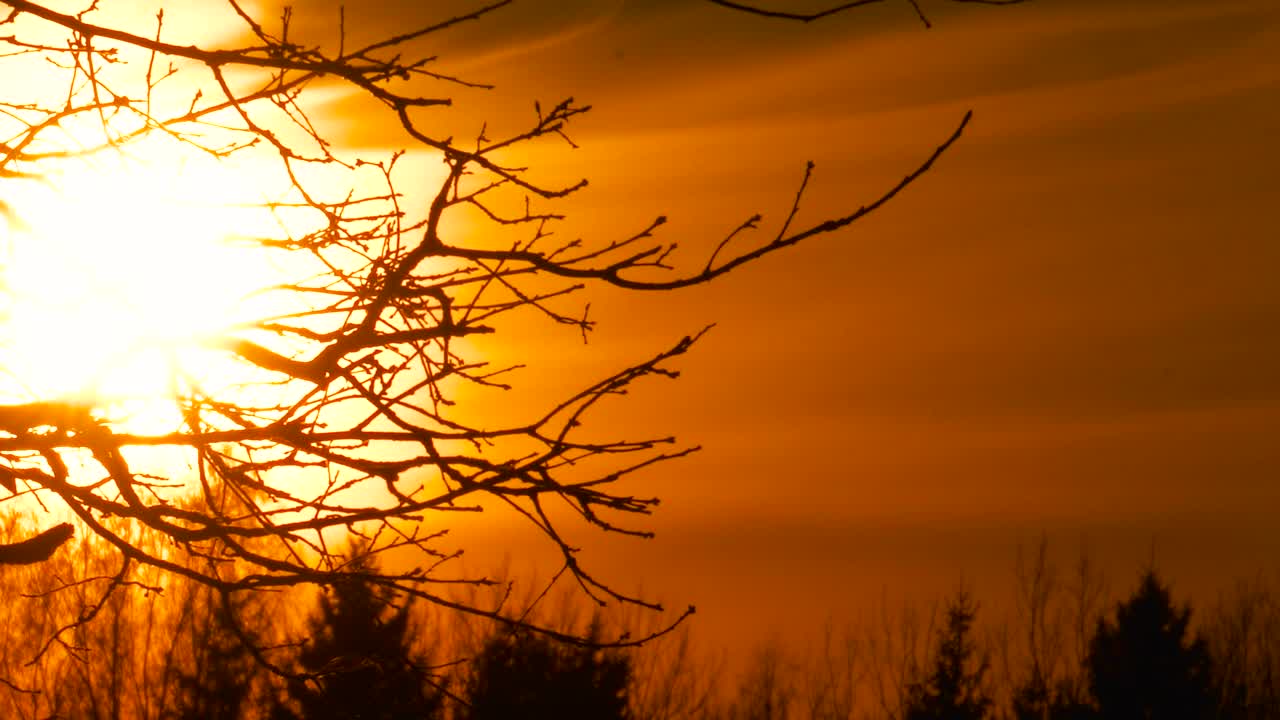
[6,0,1279,664]
[234,0,1280,656]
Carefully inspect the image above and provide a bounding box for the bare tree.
[864,596,939,720]
[1203,575,1280,720]
[624,614,724,720]
[996,537,1108,719]
[0,0,991,665]
[801,620,865,720]
[726,640,797,720]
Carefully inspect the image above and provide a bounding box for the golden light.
[0,143,284,427]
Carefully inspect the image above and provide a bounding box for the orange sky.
[251,0,1280,656]
[63,0,1280,659]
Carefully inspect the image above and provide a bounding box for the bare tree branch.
[0,522,72,564]
[706,0,1030,28]
[0,0,1010,666]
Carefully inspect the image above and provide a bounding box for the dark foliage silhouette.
[1012,677,1095,720]
[905,589,993,720]
[462,623,631,720]
[276,550,442,720]
[1087,570,1213,720]
[169,591,264,720]
[2,516,1278,719]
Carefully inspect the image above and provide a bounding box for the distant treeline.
[0,513,1275,719]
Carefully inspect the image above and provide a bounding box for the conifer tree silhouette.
[905,590,993,720]
[1087,570,1213,720]
[463,623,631,720]
[276,550,441,720]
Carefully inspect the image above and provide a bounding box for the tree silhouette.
[1203,578,1280,720]
[1007,539,1105,720]
[168,590,267,720]
[1086,570,1214,720]
[0,0,1014,661]
[1012,677,1096,720]
[462,623,631,720]
[276,551,442,720]
[725,642,795,720]
[905,590,993,720]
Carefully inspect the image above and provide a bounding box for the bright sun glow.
[0,146,283,425]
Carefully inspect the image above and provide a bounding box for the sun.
[0,143,284,424]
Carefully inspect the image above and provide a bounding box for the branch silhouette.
[707,0,1030,28]
[0,522,72,565]
[0,0,1015,664]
